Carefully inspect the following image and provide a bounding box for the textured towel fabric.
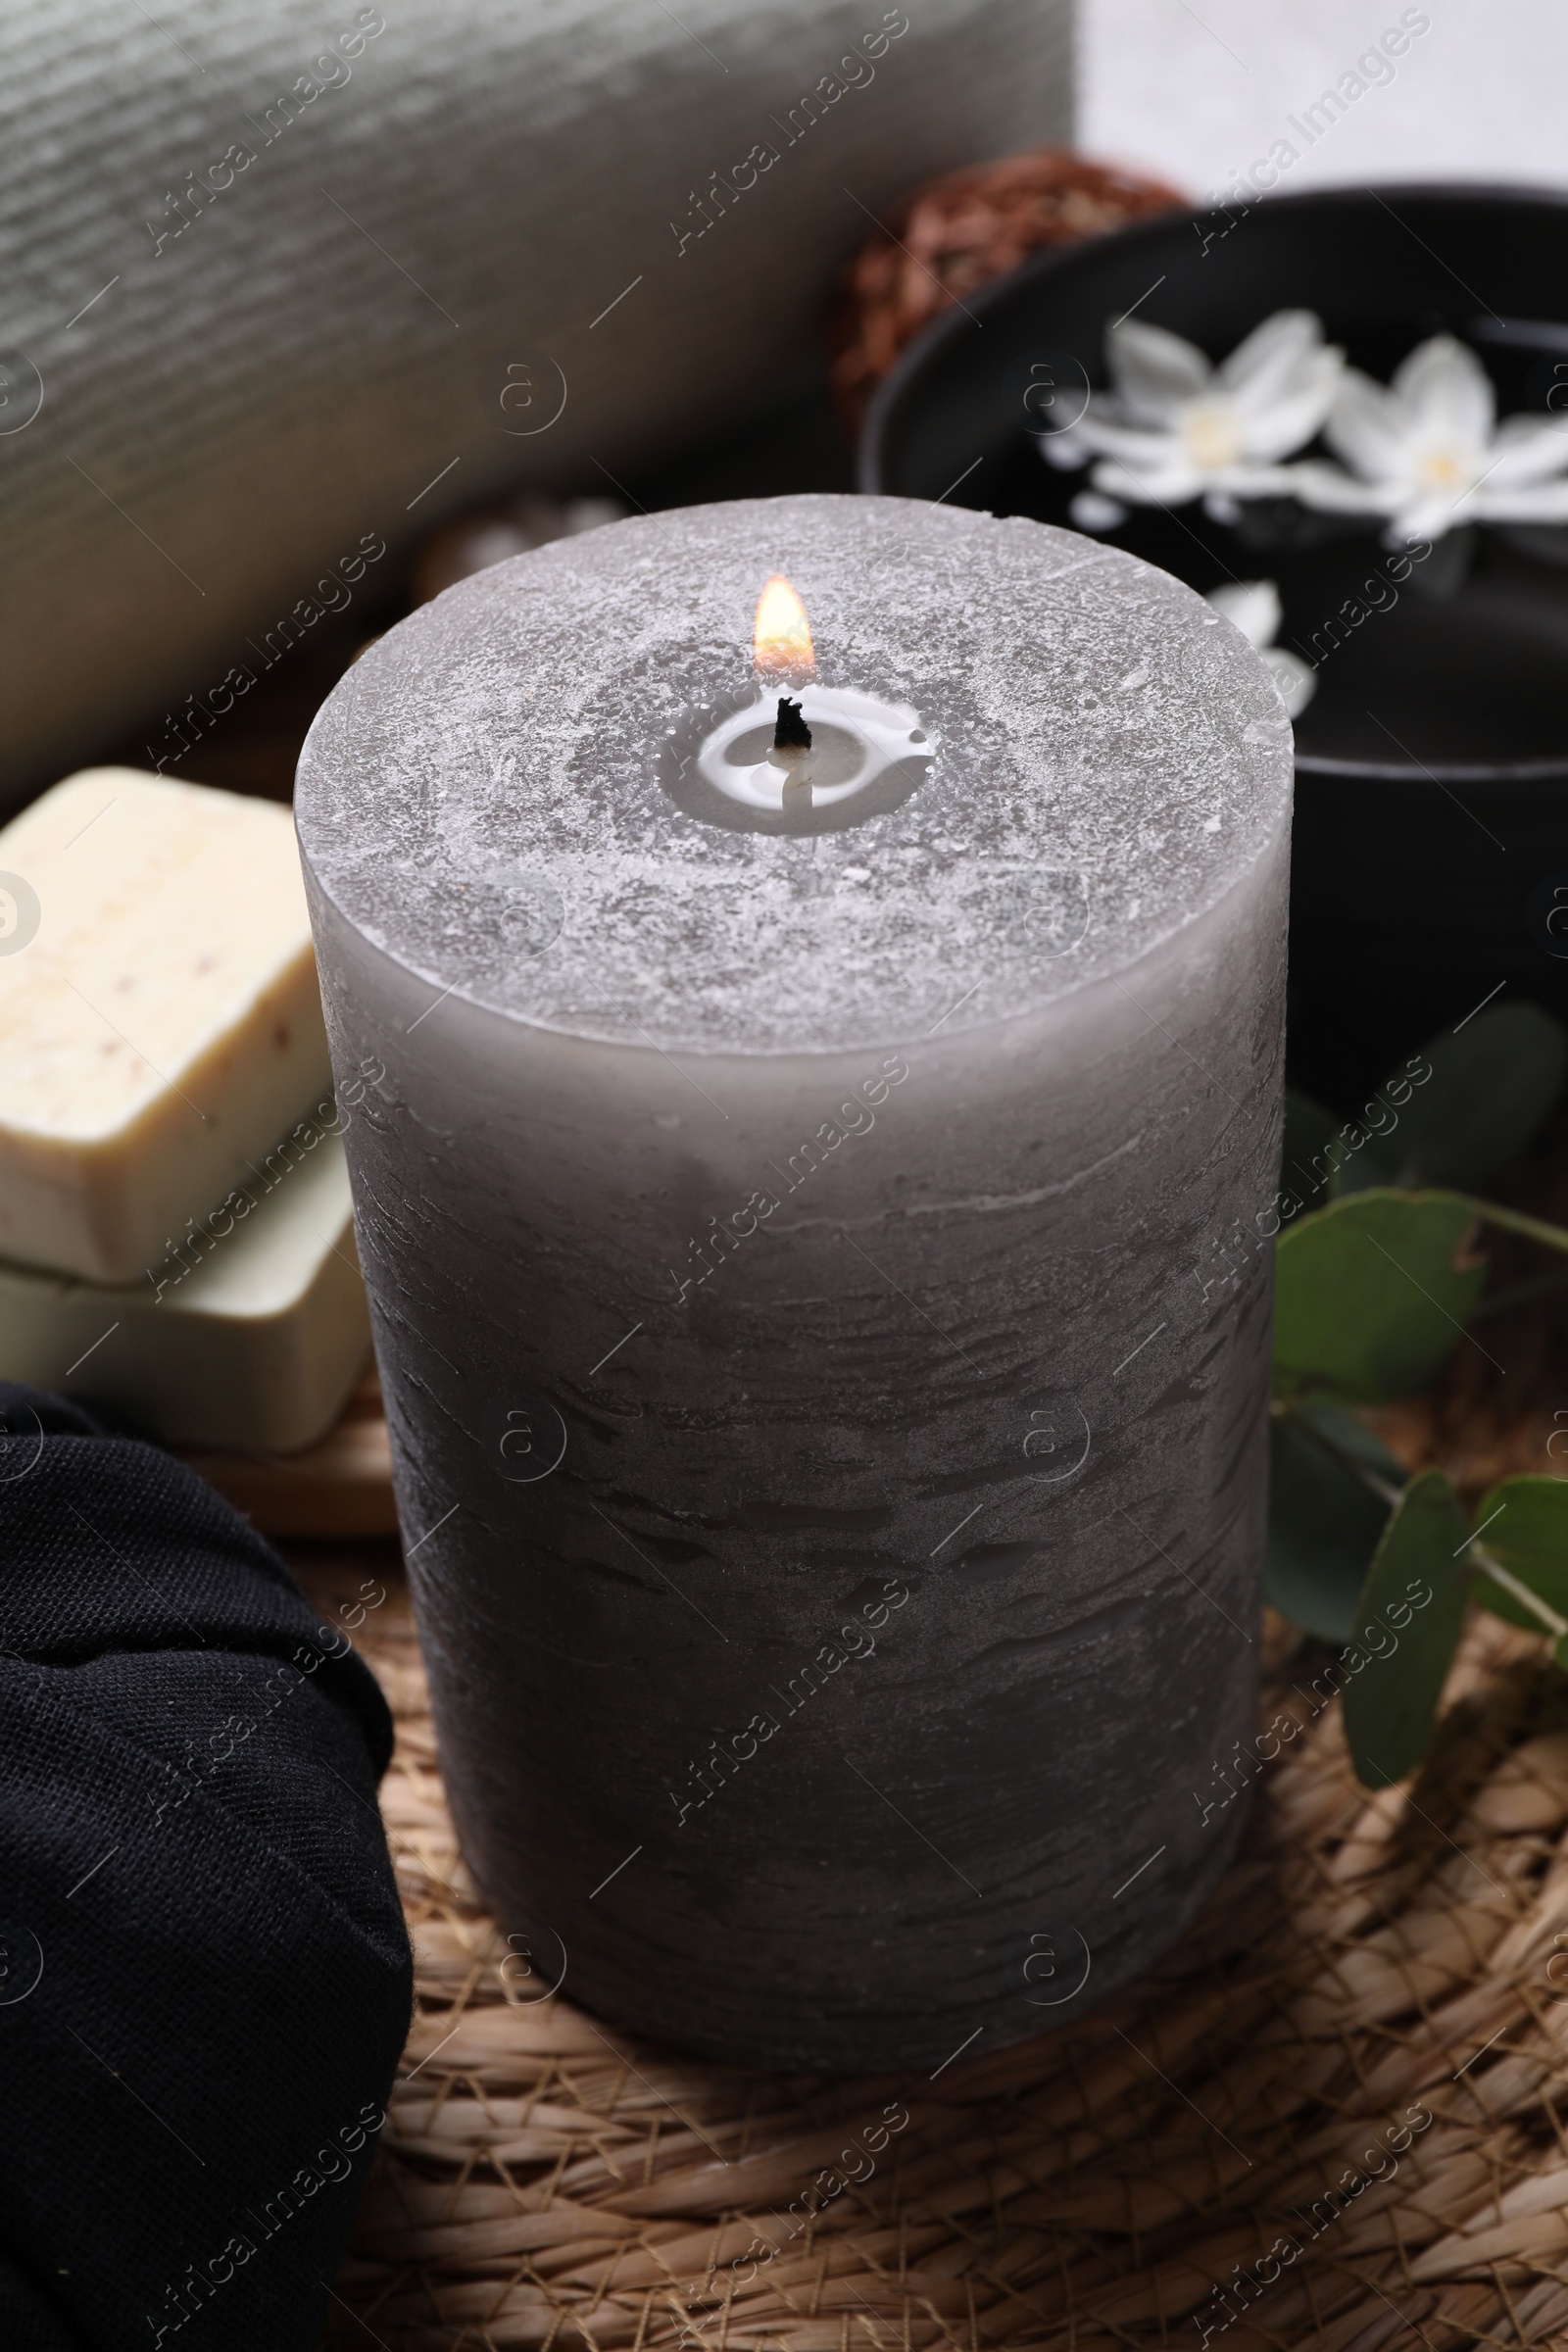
[0,0,1068,800]
[0,1384,411,2351]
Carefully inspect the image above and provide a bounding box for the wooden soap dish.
[178,1365,398,1541]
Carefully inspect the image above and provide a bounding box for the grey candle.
[295,493,1291,2071]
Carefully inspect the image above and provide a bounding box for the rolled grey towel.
[0,0,1068,801]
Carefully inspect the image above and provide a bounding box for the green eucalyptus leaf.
[1266,1406,1396,1642]
[1273,1191,1488,1402]
[1341,1467,1472,1788]
[1281,1088,1346,1202]
[1319,1083,1408,1199]
[1391,1004,1568,1189]
[1292,1006,1568,1203]
[1333,1125,1406,1195]
[1469,1475,1568,1647]
[1279,1089,1404,1203]
[1293,1396,1408,1485]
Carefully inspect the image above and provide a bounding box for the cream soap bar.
[0,1125,368,1451]
[0,767,331,1280]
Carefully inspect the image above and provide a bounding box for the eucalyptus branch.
[1269,1033,1568,1779]
[1465,1198,1568,1257]
[1468,1544,1568,1642]
[1271,1396,1403,1507]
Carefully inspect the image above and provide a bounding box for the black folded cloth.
[0,1385,412,2350]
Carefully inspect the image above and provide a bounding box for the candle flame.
[754,573,815,682]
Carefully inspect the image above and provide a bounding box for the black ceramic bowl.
[860,184,1568,1105]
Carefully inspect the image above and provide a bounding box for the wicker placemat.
[300,1552,1568,2352]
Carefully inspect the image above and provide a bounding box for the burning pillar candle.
[684,571,933,834]
[295,493,1292,2072]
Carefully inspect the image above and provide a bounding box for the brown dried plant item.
[829,147,1188,431]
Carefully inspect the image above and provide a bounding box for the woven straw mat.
[297,1545,1568,2352]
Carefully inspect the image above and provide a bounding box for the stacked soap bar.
[0,768,370,1448]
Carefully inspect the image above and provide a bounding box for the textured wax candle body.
[296,495,1293,2072]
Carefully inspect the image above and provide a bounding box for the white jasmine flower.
[1061,310,1344,513]
[1068,489,1127,533]
[1290,335,1568,543]
[1205,578,1316,717]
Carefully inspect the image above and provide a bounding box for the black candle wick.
[773,697,811,750]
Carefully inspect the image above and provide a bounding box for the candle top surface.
[295,495,1292,1055]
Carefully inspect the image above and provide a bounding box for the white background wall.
[1080,1,1568,203]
